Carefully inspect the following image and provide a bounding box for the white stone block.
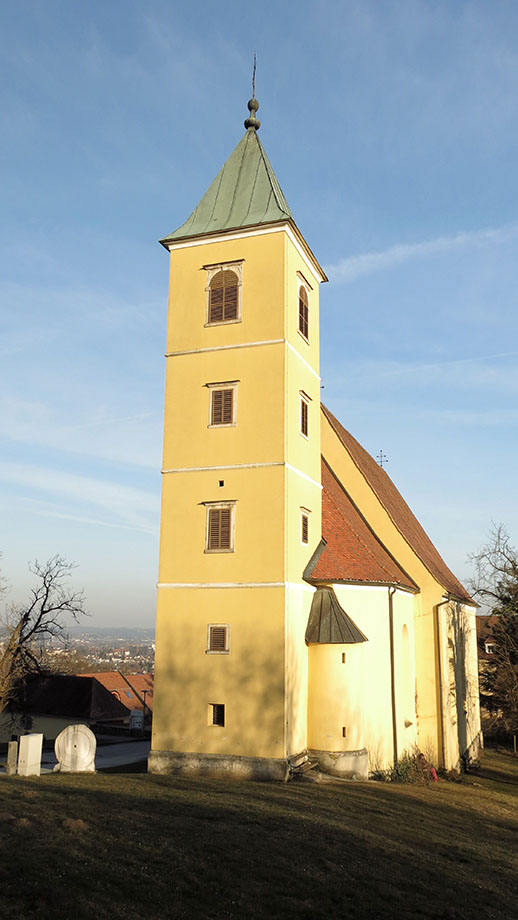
[7,741,18,776]
[17,733,43,777]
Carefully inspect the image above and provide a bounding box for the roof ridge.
[226,130,252,224]
[256,134,291,216]
[321,403,472,603]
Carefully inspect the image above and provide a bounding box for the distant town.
[42,626,155,675]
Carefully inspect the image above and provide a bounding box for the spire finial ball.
[244,96,261,131]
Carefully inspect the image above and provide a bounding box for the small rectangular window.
[207,624,230,653]
[211,388,234,426]
[210,703,225,727]
[206,504,234,552]
[301,513,309,544]
[300,397,309,437]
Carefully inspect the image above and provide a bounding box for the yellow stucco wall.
[309,585,417,769]
[152,586,287,759]
[152,226,323,764]
[308,641,366,753]
[441,601,481,766]
[158,465,286,586]
[285,584,313,755]
[321,413,477,768]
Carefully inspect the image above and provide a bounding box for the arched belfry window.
[298,285,309,340]
[205,261,243,325]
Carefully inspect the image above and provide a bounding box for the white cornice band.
[162,461,322,490]
[157,581,315,591]
[166,338,284,358]
[165,222,327,285]
[166,339,321,382]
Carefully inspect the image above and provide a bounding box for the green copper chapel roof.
[160,98,293,247]
[305,587,368,645]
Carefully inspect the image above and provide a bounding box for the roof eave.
[443,591,479,608]
[159,218,328,284]
[158,217,290,249]
[307,576,419,594]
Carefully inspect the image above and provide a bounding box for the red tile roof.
[321,405,472,603]
[124,674,153,711]
[306,459,418,590]
[79,671,153,711]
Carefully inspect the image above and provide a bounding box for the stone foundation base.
[148,750,289,782]
[309,747,369,780]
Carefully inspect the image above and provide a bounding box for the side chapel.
[149,97,481,780]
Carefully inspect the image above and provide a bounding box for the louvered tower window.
[301,513,309,544]
[300,396,309,437]
[208,270,239,323]
[206,503,235,552]
[298,286,309,340]
[210,387,234,426]
[207,624,230,653]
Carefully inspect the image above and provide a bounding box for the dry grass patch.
[62,817,89,831]
[0,749,516,919]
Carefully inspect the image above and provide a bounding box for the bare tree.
[0,555,87,713]
[469,523,518,608]
[469,525,518,731]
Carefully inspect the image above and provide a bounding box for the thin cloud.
[324,352,518,400]
[0,462,159,533]
[355,350,518,382]
[0,397,161,470]
[326,223,518,283]
[20,501,156,535]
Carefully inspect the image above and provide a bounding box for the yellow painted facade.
[150,108,480,779]
[151,225,324,771]
[320,416,480,768]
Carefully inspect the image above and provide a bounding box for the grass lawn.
[1,750,517,920]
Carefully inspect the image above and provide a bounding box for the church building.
[148,97,481,781]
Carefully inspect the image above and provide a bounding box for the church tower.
[149,98,327,778]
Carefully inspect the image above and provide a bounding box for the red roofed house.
[80,672,153,723]
[150,98,481,781]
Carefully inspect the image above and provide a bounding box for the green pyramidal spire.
[160,98,293,247]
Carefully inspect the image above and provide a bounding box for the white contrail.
[326,223,518,282]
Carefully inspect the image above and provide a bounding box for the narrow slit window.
[301,513,309,544]
[211,703,225,727]
[298,286,309,340]
[207,625,229,653]
[300,397,309,437]
[206,504,234,552]
[211,388,234,426]
[209,270,238,323]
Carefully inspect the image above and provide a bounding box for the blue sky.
[1,0,517,626]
